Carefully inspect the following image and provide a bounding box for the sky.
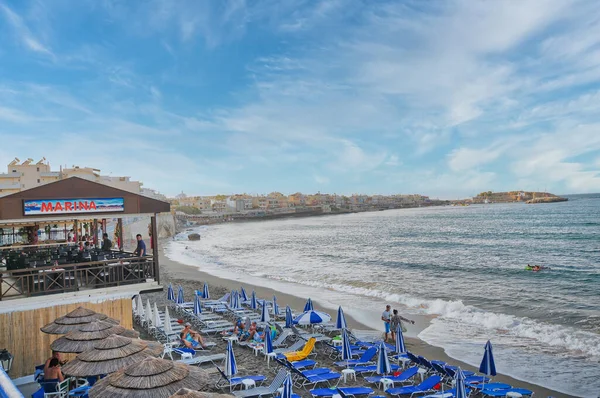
[1,0,600,199]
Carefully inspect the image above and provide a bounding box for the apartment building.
[0,157,151,198]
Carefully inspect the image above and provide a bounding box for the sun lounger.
[481,387,533,397]
[386,375,442,397]
[334,347,377,368]
[232,368,288,398]
[290,359,317,370]
[310,387,374,398]
[364,367,419,387]
[177,353,225,365]
[215,366,266,391]
[421,388,469,398]
[272,329,293,347]
[352,363,401,376]
[273,340,304,354]
[283,337,317,362]
[288,366,341,389]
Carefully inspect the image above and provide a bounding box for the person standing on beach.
[390,309,415,341]
[382,304,392,341]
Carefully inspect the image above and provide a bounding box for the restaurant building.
[0,177,170,378]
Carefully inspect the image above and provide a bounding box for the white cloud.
[314,174,329,184]
[0,3,54,57]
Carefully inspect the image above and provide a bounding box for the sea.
[166,194,600,397]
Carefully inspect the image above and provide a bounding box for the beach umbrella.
[376,341,391,375]
[240,287,248,302]
[88,356,206,398]
[250,290,258,310]
[169,389,206,398]
[336,306,347,329]
[395,324,406,354]
[132,296,137,313]
[303,298,314,312]
[167,283,175,301]
[41,307,118,335]
[285,306,293,328]
[224,340,237,384]
[202,282,210,300]
[233,291,243,309]
[145,300,153,325]
[479,340,496,391]
[164,307,173,334]
[341,328,352,366]
[260,300,270,323]
[51,320,140,353]
[193,293,202,315]
[245,316,251,332]
[62,335,163,377]
[229,290,236,308]
[176,286,184,304]
[281,372,293,398]
[293,310,331,326]
[264,324,273,356]
[273,295,280,316]
[136,295,144,318]
[153,303,162,328]
[454,367,467,398]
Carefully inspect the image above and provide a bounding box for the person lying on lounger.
[181,322,207,349]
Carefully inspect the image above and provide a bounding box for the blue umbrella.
[193,293,202,315]
[285,306,293,328]
[479,340,496,391]
[229,290,236,308]
[336,306,347,329]
[454,367,467,398]
[167,283,175,301]
[395,324,406,354]
[233,291,242,309]
[303,298,314,312]
[341,328,352,367]
[281,372,293,398]
[376,341,391,375]
[264,323,273,355]
[202,282,210,299]
[251,290,258,310]
[176,285,184,304]
[293,310,331,325]
[273,295,280,316]
[260,300,270,323]
[240,287,248,302]
[224,340,237,382]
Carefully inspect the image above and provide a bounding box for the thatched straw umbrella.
[62,335,163,377]
[89,357,207,398]
[51,320,140,353]
[169,389,212,398]
[41,307,119,335]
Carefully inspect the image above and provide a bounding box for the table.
[242,379,256,390]
[397,356,411,369]
[380,378,394,391]
[266,352,277,368]
[332,339,343,347]
[252,344,264,356]
[341,369,356,383]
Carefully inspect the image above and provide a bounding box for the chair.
[386,375,442,397]
[364,366,419,387]
[283,337,316,362]
[232,368,288,398]
[43,379,70,398]
[334,347,377,367]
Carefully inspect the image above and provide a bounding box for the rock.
[188,233,201,241]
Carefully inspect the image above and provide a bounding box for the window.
[37,167,39,172]
[11,169,16,173]
[37,179,40,183]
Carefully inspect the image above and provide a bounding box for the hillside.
[472,191,567,204]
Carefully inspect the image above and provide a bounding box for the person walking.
[382,304,392,341]
[390,309,415,341]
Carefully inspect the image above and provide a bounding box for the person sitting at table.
[44,358,64,382]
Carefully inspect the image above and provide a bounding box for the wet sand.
[154,244,568,398]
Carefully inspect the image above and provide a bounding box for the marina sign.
[23,198,124,215]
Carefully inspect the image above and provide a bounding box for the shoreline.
[157,242,569,398]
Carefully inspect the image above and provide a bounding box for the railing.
[0,256,156,300]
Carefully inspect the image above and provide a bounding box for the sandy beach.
[142,242,569,398]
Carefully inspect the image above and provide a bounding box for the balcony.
[0,172,22,178]
[0,183,20,190]
[39,172,60,177]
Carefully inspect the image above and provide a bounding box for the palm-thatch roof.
[41,307,119,334]
[62,335,163,377]
[170,388,232,398]
[50,320,140,353]
[89,357,208,398]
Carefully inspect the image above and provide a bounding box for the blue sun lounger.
[215,366,266,390]
[421,387,473,398]
[352,363,401,376]
[386,375,442,397]
[288,365,341,389]
[310,387,374,397]
[471,383,511,390]
[364,367,419,387]
[481,387,533,397]
[334,347,377,367]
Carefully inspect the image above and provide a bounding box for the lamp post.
[0,349,13,373]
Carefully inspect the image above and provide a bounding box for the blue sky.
[1,0,600,198]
